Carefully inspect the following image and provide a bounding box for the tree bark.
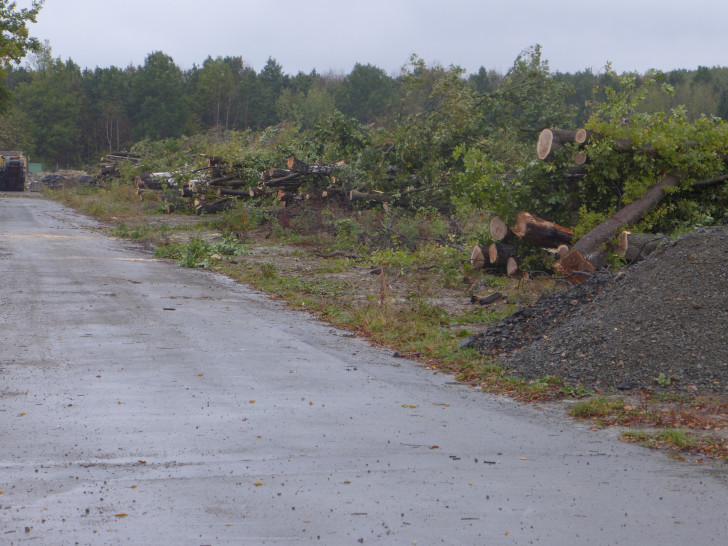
[208,175,240,186]
[249,187,274,198]
[287,155,340,176]
[261,168,292,182]
[260,172,301,188]
[349,189,389,203]
[195,198,235,215]
[277,190,303,206]
[471,292,503,305]
[320,187,347,199]
[217,188,251,198]
[512,211,574,248]
[489,242,517,267]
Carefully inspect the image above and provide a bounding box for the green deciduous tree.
[0,0,43,110]
[127,51,186,140]
[336,63,394,123]
[14,43,84,166]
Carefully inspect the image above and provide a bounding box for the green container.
[28,163,43,174]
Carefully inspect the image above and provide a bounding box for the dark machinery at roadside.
[0,151,27,191]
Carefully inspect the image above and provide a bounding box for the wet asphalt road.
[1,196,727,545]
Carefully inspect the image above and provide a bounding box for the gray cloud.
[18,0,728,74]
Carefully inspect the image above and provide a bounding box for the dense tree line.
[3,42,728,169]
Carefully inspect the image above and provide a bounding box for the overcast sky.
[15,0,728,76]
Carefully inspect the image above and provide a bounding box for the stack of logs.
[98,152,141,181]
[133,154,375,216]
[470,212,573,279]
[470,209,667,283]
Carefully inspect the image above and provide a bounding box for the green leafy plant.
[655,372,672,387]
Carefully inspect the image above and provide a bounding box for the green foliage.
[451,144,526,221]
[14,43,83,165]
[569,397,625,418]
[337,63,395,122]
[0,0,43,111]
[128,51,187,140]
[309,110,369,160]
[572,66,728,236]
[154,234,248,268]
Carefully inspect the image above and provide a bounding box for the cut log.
[536,129,583,160]
[208,175,240,186]
[349,189,389,203]
[618,231,666,263]
[506,256,524,278]
[488,242,516,267]
[179,187,194,198]
[260,172,301,188]
[188,179,208,193]
[136,177,176,191]
[217,188,251,198]
[471,292,503,306]
[320,187,347,199]
[489,215,513,241]
[512,211,573,248]
[267,168,292,179]
[195,198,235,216]
[277,190,303,206]
[470,244,488,270]
[551,249,596,283]
[249,187,274,198]
[206,156,224,168]
[287,155,340,176]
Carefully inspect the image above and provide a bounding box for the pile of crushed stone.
[469,226,728,394]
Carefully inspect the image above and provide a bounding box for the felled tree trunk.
[209,175,241,186]
[277,190,304,206]
[349,189,389,203]
[217,188,251,198]
[512,211,573,248]
[553,175,679,276]
[195,198,235,216]
[249,187,273,198]
[287,155,340,176]
[260,172,301,188]
[320,187,347,199]
[261,168,292,182]
[471,292,502,305]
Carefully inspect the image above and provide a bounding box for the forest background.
[3,36,728,240]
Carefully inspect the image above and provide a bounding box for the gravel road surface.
[1,196,726,545]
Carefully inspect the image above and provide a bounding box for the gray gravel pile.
[470,226,728,394]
